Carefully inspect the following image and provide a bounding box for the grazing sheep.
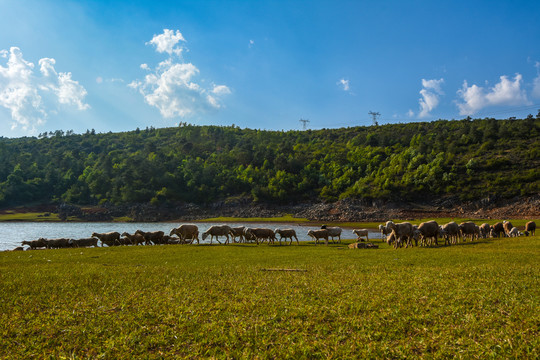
[378,224,392,240]
[352,229,369,242]
[503,220,514,236]
[508,227,521,237]
[275,228,299,245]
[202,225,233,244]
[321,225,342,243]
[479,223,491,239]
[169,224,200,244]
[418,220,440,246]
[441,222,460,245]
[307,229,329,245]
[386,221,414,248]
[92,232,121,247]
[411,229,423,246]
[491,222,505,238]
[21,238,48,250]
[135,230,164,245]
[459,222,479,242]
[245,228,277,245]
[70,238,99,248]
[525,221,536,236]
[489,229,499,238]
[491,222,506,237]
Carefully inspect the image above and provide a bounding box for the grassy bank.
[1,237,538,358]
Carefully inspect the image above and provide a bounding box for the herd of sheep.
[380,220,536,249]
[13,219,536,251]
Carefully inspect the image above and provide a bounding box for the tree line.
[0,116,538,208]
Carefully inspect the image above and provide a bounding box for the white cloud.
[212,84,231,95]
[338,78,350,91]
[0,47,89,132]
[456,74,529,115]
[147,29,186,57]
[131,29,230,119]
[418,78,444,118]
[55,72,89,110]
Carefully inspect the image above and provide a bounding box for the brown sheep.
[525,221,536,236]
[92,232,121,247]
[246,228,281,245]
[442,222,460,244]
[274,228,299,245]
[503,221,514,236]
[479,223,491,238]
[21,238,48,250]
[169,224,199,244]
[121,232,146,246]
[491,222,505,238]
[202,225,233,244]
[307,229,329,245]
[386,221,414,248]
[230,226,246,243]
[378,224,392,240]
[352,229,369,242]
[459,222,480,241]
[244,228,276,245]
[45,238,71,249]
[135,230,164,245]
[418,220,440,246]
[321,225,342,243]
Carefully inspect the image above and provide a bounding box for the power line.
[299,118,310,130]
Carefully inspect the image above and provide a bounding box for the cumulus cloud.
[147,29,186,56]
[456,74,529,115]
[130,29,230,119]
[418,78,444,118]
[0,47,88,131]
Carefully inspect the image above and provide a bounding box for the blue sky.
[1,0,540,137]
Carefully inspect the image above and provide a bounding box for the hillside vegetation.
[0,117,538,208]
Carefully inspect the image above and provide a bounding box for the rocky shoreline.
[43,195,539,222]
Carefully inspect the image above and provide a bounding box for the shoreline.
[1,196,538,225]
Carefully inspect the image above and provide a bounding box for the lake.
[1,222,382,251]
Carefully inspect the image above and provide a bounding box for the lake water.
[1,222,382,251]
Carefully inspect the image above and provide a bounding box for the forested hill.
[0,117,539,208]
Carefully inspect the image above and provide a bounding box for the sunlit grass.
[1,236,538,358]
[199,213,309,223]
[0,212,61,222]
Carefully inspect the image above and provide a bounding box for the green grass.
[112,216,134,222]
[199,213,309,223]
[0,212,62,222]
[1,236,538,358]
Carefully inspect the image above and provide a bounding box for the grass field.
[1,236,538,358]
